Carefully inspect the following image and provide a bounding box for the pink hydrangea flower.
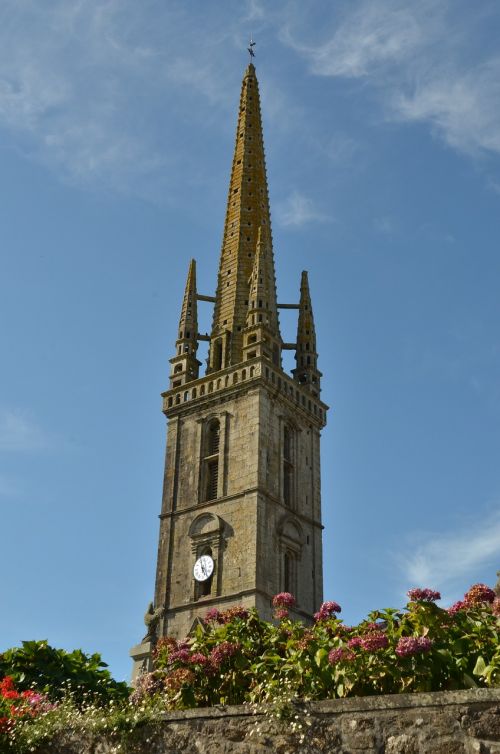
[347,637,363,649]
[168,648,190,665]
[205,608,222,623]
[219,606,249,623]
[360,633,388,651]
[314,600,342,621]
[395,636,433,657]
[272,592,296,609]
[189,652,210,666]
[492,598,500,617]
[407,588,441,602]
[447,600,466,615]
[209,641,240,669]
[274,607,290,621]
[464,583,496,606]
[328,647,355,664]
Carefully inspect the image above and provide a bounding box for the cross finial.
[247,35,256,62]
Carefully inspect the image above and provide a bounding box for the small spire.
[246,225,278,333]
[169,259,200,387]
[178,259,198,344]
[292,271,321,395]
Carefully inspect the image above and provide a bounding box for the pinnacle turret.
[208,64,280,371]
[292,271,321,396]
[246,226,279,334]
[169,259,200,387]
[242,225,281,366]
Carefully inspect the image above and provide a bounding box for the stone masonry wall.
[35,688,500,753]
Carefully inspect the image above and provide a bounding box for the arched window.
[278,517,304,605]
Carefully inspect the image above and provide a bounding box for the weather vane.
[247,35,256,62]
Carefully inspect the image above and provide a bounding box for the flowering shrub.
[1,584,499,751]
[139,584,500,710]
[0,676,55,736]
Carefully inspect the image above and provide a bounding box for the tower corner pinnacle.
[292,270,321,396]
[168,258,200,388]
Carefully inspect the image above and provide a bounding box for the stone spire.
[208,63,280,371]
[292,271,321,396]
[169,259,200,388]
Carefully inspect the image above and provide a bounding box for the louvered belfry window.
[283,425,293,508]
[204,420,220,502]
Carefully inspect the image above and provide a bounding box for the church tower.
[134,63,328,664]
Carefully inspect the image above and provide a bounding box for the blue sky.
[1,0,500,682]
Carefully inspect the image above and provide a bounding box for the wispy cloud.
[243,0,265,23]
[0,409,51,452]
[282,0,500,160]
[0,1,264,199]
[283,1,430,79]
[393,60,500,156]
[398,509,500,602]
[275,190,331,228]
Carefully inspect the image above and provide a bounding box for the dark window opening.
[208,422,220,455]
[206,461,218,501]
[284,551,293,594]
[213,339,223,371]
[283,426,293,508]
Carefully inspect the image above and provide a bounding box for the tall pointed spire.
[292,271,321,396]
[169,259,200,387]
[209,64,280,370]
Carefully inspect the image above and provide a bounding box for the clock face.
[193,554,214,582]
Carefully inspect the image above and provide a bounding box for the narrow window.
[206,461,218,500]
[203,420,220,502]
[283,426,293,508]
[213,339,223,371]
[284,550,295,596]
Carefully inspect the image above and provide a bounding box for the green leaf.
[315,648,328,668]
[473,656,487,676]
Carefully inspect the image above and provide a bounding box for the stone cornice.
[159,486,324,531]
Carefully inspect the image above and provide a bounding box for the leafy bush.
[138,584,500,709]
[0,640,129,704]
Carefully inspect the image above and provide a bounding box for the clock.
[193,554,214,582]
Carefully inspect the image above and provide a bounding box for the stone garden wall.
[36,688,500,753]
